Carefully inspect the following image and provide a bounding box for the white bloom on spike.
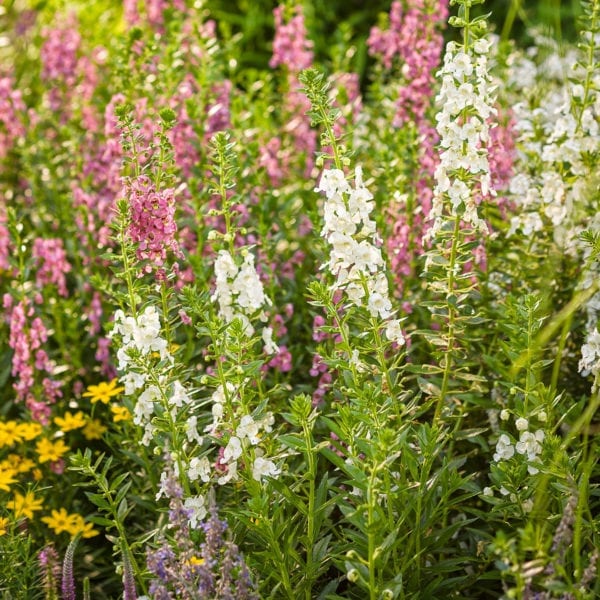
[185,415,203,445]
[579,330,600,376]
[317,165,404,345]
[134,385,160,426]
[223,436,242,462]
[170,380,190,409]
[252,456,280,481]
[184,496,207,528]
[515,430,544,461]
[262,326,279,355]
[429,33,496,240]
[237,414,261,445]
[188,456,211,483]
[515,417,529,431]
[217,460,238,485]
[493,434,515,462]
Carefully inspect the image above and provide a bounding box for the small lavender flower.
[61,535,80,600]
[147,469,259,599]
[38,545,61,600]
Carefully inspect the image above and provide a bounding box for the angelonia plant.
[0,0,599,598]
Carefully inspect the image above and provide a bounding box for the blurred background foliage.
[2,0,584,85]
[202,0,584,83]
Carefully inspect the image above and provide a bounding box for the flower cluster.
[198,383,279,485]
[126,176,181,270]
[32,238,72,298]
[211,249,271,337]
[269,4,314,72]
[4,296,61,423]
[429,37,496,239]
[317,167,405,345]
[146,471,258,600]
[110,306,179,444]
[493,416,545,476]
[367,0,448,126]
[0,77,26,159]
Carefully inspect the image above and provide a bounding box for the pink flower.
[32,238,72,297]
[0,77,26,159]
[40,19,81,86]
[270,5,314,72]
[126,175,181,268]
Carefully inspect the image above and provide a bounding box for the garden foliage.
[0,0,599,598]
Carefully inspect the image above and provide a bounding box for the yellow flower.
[67,514,99,538]
[82,379,124,404]
[41,508,77,535]
[110,405,132,423]
[17,422,43,441]
[0,467,17,492]
[35,438,70,463]
[0,421,24,448]
[0,517,9,536]
[189,556,205,566]
[54,411,87,432]
[4,454,35,474]
[82,419,107,440]
[7,490,44,519]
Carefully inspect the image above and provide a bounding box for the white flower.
[500,409,510,421]
[262,326,279,355]
[223,436,242,462]
[134,385,160,426]
[141,422,156,446]
[155,471,169,501]
[579,329,600,375]
[121,370,146,395]
[236,415,261,445]
[184,496,207,528]
[170,380,190,409]
[185,415,203,445]
[515,417,529,431]
[316,169,350,198]
[217,460,238,485]
[483,487,494,497]
[367,291,392,319]
[252,456,280,481]
[515,430,544,460]
[385,319,405,346]
[260,412,275,433]
[188,456,211,483]
[493,434,515,462]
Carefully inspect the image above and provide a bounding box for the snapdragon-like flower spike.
[211,248,271,337]
[316,166,404,346]
[209,132,275,345]
[429,35,496,240]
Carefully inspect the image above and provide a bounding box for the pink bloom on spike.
[0,77,26,159]
[32,238,72,297]
[270,5,314,72]
[126,176,181,267]
[40,18,81,86]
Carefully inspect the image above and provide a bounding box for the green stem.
[89,467,147,595]
[575,0,599,131]
[367,466,378,600]
[501,0,521,42]
[434,214,462,424]
[317,104,343,170]
[118,224,139,319]
[550,313,572,395]
[301,415,317,600]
